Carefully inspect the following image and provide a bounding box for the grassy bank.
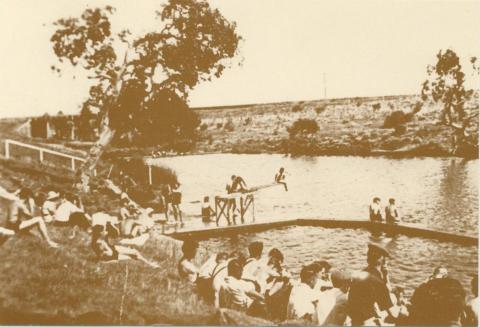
[0,160,273,325]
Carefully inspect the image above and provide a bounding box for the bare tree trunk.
[78,50,130,192]
[79,119,116,192]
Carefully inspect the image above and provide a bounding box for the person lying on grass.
[91,224,159,268]
[54,192,92,239]
[2,187,58,248]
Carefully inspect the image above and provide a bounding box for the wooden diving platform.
[168,218,478,247]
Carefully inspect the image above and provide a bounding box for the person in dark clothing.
[409,277,466,326]
[385,198,399,224]
[201,196,215,223]
[229,175,248,193]
[347,242,399,325]
[274,167,288,191]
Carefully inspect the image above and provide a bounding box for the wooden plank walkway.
[166,217,477,246]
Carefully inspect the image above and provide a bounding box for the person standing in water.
[275,167,288,191]
[385,198,399,224]
[369,197,383,222]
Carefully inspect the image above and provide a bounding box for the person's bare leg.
[176,205,183,224]
[19,217,58,248]
[116,246,159,268]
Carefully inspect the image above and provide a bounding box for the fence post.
[148,165,152,185]
[71,158,75,171]
[39,150,43,163]
[5,140,9,159]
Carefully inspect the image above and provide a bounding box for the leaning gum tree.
[51,0,241,191]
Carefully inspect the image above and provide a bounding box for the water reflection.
[152,154,478,234]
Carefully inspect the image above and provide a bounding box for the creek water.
[151,154,478,295]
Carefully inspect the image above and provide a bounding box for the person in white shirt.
[219,259,264,313]
[311,260,333,292]
[369,197,383,222]
[178,240,199,284]
[242,241,264,291]
[42,191,59,223]
[54,193,91,238]
[316,269,351,326]
[210,253,230,308]
[287,265,321,322]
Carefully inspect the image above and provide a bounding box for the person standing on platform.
[369,197,383,222]
[274,167,288,191]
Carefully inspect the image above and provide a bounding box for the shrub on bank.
[224,120,235,132]
[315,105,327,114]
[287,119,319,137]
[291,104,303,112]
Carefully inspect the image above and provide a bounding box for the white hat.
[46,191,59,200]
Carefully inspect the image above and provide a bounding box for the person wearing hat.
[41,191,59,223]
[347,242,400,325]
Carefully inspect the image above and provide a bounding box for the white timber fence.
[3,139,95,175]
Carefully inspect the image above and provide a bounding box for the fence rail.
[4,139,95,175]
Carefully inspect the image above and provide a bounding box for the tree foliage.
[51,0,242,142]
[421,49,478,156]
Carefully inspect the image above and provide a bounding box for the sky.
[0,0,479,118]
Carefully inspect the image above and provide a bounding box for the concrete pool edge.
[168,218,478,246]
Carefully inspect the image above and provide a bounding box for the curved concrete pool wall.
[170,219,478,246]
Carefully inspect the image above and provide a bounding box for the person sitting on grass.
[219,259,265,314]
[409,276,466,326]
[316,269,351,326]
[54,192,91,239]
[41,190,59,223]
[129,207,155,238]
[91,225,159,268]
[464,275,478,325]
[178,240,200,284]
[287,265,322,323]
[3,187,58,248]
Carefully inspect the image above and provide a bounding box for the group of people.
[0,184,161,268]
[200,168,289,224]
[369,197,400,224]
[177,239,478,326]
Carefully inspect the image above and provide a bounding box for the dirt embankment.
[193,94,479,158]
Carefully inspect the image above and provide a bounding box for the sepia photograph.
[0,0,478,325]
